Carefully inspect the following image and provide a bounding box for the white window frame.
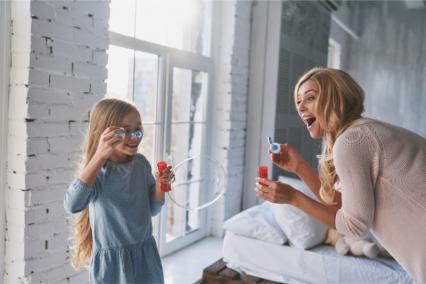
[160,52,213,256]
[109,32,214,256]
[0,0,11,279]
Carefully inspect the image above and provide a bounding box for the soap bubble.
[168,155,226,211]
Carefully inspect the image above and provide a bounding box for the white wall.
[210,0,252,236]
[0,0,11,281]
[4,0,109,282]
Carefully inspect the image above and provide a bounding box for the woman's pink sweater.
[334,118,426,283]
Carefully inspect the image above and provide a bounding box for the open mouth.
[306,117,316,127]
[125,143,138,149]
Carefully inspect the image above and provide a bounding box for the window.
[107,0,213,256]
[0,0,11,278]
[109,0,211,56]
[327,38,341,68]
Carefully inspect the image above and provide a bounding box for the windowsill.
[162,237,223,284]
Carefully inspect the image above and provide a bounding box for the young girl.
[256,68,426,282]
[64,98,172,284]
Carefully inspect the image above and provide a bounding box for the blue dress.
[64,153,164,284]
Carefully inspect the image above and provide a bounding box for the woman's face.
[113,111,143,160]
[296,80,324,139]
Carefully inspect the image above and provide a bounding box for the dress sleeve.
[63,177,100,214]
[333,126,381,238]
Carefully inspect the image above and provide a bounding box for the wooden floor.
[196,259,283,284]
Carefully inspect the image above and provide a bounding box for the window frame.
[159,52,213,256]
[109,31,214,256]
[0,0,11,279]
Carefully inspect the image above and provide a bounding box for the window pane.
[109,0,135,37]
[106,45,134,100]
[139,123,156,166]
[166,181,201,242]
[170,123,204,161]
[134,51,159,122]
[172,68,207,123]
[166,123,205,241]
[135,0,211,55]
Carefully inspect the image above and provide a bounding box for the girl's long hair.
[71,98,138,269]
[293,68,365,204]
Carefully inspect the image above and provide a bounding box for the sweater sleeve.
[63,178,100,214]
[333,126,380,238]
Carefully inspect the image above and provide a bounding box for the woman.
[256,67,426,283]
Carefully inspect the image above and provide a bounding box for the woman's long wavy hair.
[71,98,138,269]
[293,68,365,204]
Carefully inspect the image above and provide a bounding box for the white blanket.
[223,231,417,284]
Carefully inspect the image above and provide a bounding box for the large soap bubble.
[167,155,226,211]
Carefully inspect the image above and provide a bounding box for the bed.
[223,231,417,284]
[222,176,418,283]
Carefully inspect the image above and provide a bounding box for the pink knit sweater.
[334,118,426,283]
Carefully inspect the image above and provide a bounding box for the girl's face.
[296,80,324,139]
[112,111,143,161]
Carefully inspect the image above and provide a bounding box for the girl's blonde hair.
[293,67,364,204]
[71,98,139,269]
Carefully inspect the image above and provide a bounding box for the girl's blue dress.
[64,153,164,284]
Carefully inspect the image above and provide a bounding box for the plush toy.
[324,228,391,259]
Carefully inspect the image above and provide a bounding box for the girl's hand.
[255,178,296,204]
[94,127,123,161]
[155,166,175,184]
[269,144,304,174]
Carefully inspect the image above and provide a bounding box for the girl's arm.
[149,181,165,216]
[152,180,165,203]
[64,127,121,214]
[149,165,172,216]
[153,165,173,203]
[64,153,108,214]
[79,153,107,187]
[79,127,122,186]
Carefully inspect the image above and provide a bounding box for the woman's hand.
[270,144,305,174]
[255,178,297,204]
[94,127,123,161]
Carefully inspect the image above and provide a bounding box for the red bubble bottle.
[258,165,268,186]
[157,161,171,192]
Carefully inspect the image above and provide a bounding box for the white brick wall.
[4,0,109,283]
[4,0,252,281]
[210,0,252,236]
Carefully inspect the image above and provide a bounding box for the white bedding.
[223,231,417,284]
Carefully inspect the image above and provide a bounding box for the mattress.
[223,231,417,284]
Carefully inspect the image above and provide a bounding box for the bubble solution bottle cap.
[268,136,281,154]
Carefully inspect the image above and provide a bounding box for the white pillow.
[224,202,288,245]
[271,176,328,249]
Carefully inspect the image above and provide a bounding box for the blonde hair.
[294,67,364,204]
[71,98,139,269]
